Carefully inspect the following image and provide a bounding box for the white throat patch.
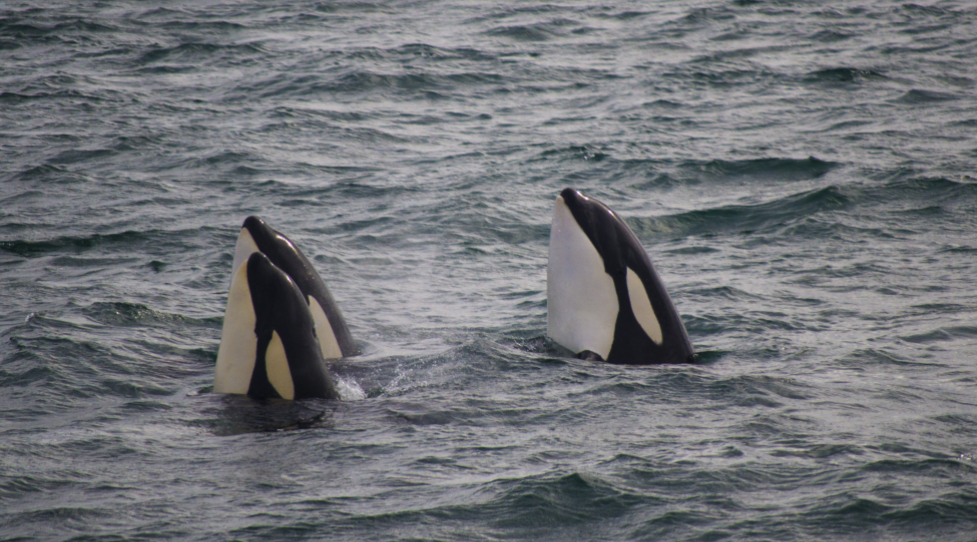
[214,263,258,394]
[547,196,619,360]
[230,228,260,284]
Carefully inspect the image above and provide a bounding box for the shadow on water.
[193,393,339,436]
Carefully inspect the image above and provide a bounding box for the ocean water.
[2,0,976,540]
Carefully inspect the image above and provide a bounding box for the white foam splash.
[334,375,366,401]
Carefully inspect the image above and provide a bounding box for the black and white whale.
[215,251,340,400]
[547,188,695,365]
[230,216,357,359]
[215,217,357,400]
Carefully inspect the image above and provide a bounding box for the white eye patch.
[626,268,662,345]
[264,331,295,400]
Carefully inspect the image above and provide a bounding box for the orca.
[215,216,356,400]
[215,251,340,400]
[230,216,358,359]
[547,188,695,365]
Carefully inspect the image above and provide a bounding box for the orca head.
[229,216,358,359]
[215,252,339,400]
[547,188,694,365]
[231,216,307,279]
[230,216,264,280]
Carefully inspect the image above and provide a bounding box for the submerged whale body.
[215,217,357,400]
[547,188,695,365]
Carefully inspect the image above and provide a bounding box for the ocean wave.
[0,231,148,257]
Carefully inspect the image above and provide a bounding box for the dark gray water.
[2,1,976,540]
